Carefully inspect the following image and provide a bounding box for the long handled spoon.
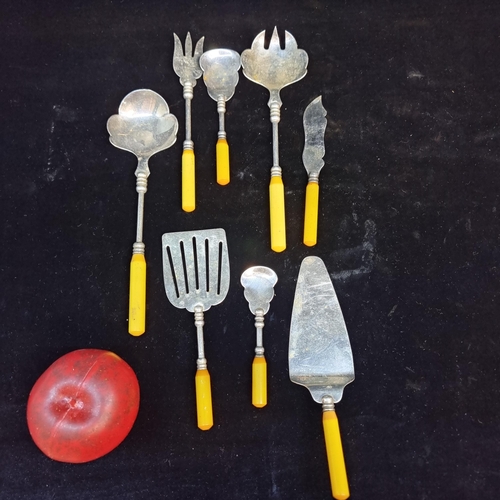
[173,33,204,212]
[107,89,178,336]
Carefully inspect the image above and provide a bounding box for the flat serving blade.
[289,256,354,404]
[302,96,327,179]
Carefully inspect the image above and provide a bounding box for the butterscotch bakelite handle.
[182,149,196,212]
[195,369,213,431]
[252,356,267,408]
[128,253,146,336]
[269,176,286,252]
[216,138,230,185]
[303,181,319,247]
[323,410,350,499]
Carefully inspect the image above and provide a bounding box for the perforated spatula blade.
[162,228,230,430]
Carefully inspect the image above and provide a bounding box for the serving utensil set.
[106,28,355,499]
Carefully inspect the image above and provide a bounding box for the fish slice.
[241,27,308,252]
[289,256,355,499]
[161,228,230,430]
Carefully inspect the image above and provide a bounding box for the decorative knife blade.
[289,256,354,500]
[302,96,327,247]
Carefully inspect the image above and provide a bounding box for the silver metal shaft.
[194,305,207,370]
[133,158,149,254]
[254,308,265,357]
[183,82,194,149]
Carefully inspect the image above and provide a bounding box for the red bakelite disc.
[27,349,140,463]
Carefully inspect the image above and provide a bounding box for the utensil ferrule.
[322,395,335,412]
[269,100,281,124]
[135,170,148,194]
[183,139,194,151]
[183,81,194,100]
[308,173,319,183]
[132,242,145,255]
[196,357,207,370]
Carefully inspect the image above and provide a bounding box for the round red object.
[27,349,140,463]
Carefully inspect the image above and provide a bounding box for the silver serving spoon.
[200,49,241,185]
[241,266,278,407]
[107,89,178,336]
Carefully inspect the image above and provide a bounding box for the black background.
[2,1,500,499]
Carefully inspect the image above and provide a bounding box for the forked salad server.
[107,89,178,336]
[241,27,308,252]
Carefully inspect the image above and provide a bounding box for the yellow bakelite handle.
[323,410,350,500]
[303,181,319,247]
[252,356,267,408]
[269,176,286,252]
[129,253,146,336]
[195,369,213,431]
[216,138,230,185]
[182,149,195,212]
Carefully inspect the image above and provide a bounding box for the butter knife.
[302,96,327,246]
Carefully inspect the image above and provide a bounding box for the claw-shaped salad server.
[241,28,308,252]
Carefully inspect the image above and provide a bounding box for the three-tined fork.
[173,32,204,212]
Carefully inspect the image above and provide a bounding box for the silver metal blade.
[161,228,230,313]
[289,256,354,404]
[302,96,327,177]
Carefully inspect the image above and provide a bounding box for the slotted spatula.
[161,228,230,430]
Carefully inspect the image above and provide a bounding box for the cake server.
[289,256,355,499]
[302,96,327,247]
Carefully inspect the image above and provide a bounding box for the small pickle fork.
[173,32,204,212]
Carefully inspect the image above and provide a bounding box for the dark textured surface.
[2,1,500,499]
